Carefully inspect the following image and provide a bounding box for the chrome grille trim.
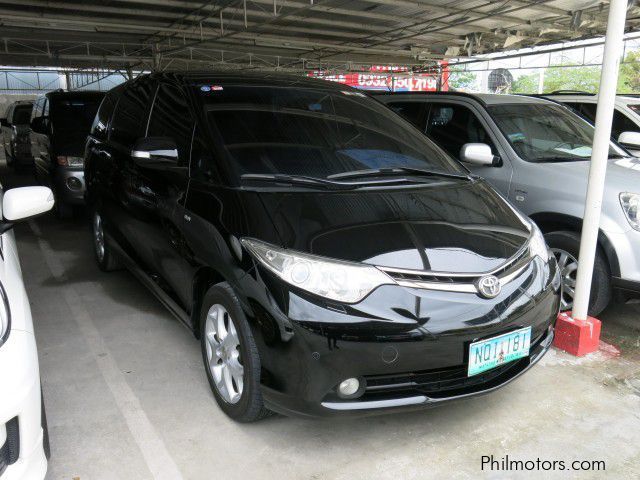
[379,242,533,294]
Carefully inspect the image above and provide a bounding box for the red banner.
[309,64,448,92]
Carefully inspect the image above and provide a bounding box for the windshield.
[199,85,465,180]
[488,103,626,162]
[50,95,104,154]
[51,96,103,137]
[12,105,32,125]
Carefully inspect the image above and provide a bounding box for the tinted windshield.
[50,95,104,154]
[51,96,103,137]
[488,103,626,162]
[12,105,32,125]
[199,85,465,179]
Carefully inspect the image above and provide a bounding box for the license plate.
[468,326,531,377]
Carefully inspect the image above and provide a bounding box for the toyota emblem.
[476,275,501,299]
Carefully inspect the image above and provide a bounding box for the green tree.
[618,50,640,93]
[510,66,601,94]
[511,73,539,94]
[447,70,476,90]
[542,66,601,93]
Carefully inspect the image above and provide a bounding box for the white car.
[0,186,53,479]
[544,92,640,156]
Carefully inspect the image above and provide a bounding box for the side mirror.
[459,143,499,166]
[3,186,54,222]
[618,131,640,149]
[131,137,178,166]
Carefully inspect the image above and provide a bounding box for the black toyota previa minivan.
[85,73,561,421]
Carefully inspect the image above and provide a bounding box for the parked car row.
[0,76,638,473]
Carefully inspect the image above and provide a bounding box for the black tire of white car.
[544,231,611,316]
[199,283,272,422]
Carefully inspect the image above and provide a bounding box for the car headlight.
[620,192,640,231]
[241,238,393,303]
[528,222,550,263]
[0,282,10,347]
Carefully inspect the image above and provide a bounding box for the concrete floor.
[3,163,640,480]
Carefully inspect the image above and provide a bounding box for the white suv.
[0,186,53,479]
[544,92,640,156]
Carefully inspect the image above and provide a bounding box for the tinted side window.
[111,81,155,147]
[567,102,597,123]
[92,90,119,140]
[147,83,193,163]
[426,103,497,159]
[611,109,639,138]
[387,102,426,129]
[190,125,216,181]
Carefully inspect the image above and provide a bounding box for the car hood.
[255,180,531,274]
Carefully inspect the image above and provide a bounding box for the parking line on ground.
[29,220,185,480]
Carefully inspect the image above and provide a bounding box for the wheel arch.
[191,266,227,338]
[528,211,620,277]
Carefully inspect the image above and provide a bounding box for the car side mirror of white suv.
[3,186,54,223]
[460,143,500,166]
[618,131,640,149]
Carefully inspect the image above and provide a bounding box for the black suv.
[30,90,105,218]
[1,100,33,170]
[85,73,560,421]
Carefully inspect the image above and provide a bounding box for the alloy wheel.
[551,247,578,311]
[204,304,244,404]
[93,212,105,262]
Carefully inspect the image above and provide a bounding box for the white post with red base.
[553,0,627,356]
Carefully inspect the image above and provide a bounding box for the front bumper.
[241,257,560,418]
[0,331,46,480]
[53,167,85,205]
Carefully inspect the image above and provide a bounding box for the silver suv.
[377,92,640,315]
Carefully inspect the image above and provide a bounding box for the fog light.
[338,377,360,397]
[66,176,82,191]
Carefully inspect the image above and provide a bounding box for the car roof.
[146,71,354,93]
[374,91,554,106]
[543,93,640,104]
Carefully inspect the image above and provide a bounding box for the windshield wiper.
[241,173,357,190]
[327,167,470,181]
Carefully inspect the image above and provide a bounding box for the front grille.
[380,246,530,285]
[0,417,19,476]
[361,331,547,401]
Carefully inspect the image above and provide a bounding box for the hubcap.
[204,304,244,404]
[551,248,578,311]
[93,213,105,262]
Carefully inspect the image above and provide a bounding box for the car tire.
[544,231,611,316]
[92,211,122,272]
[200,283,272,422]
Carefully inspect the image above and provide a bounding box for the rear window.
[51,96,103,137]
[197,85,462,180]
[11,104,32,125]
